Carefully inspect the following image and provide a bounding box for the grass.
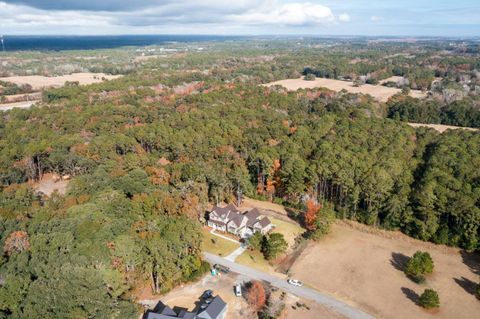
[236,249,276,273]
[201,229,239,257]
[270,217,304,248]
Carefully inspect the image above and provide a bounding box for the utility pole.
[236,183,243,206]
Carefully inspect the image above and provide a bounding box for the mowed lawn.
[236,217,304,274]
[201,229,239,257]
[270,217,304,249]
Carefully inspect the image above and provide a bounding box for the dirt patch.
[290,221,480,319]
[32,173,69,196]
[408,122,478,133]
[262,77,426,102]
[0,73,122,90]
[139,273,253,319]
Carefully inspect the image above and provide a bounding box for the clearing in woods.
[290,221,480,319]
[262,77,426,102]
[0,72,122,90]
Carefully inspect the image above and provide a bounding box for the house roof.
[228,214,247,228]
[153,301,177,317]
[244,208,261,220]
[177,310,196,319]
[211,204,240,219]
[256,217,272,229]
[144,311,176,319]
[197,296,227,319]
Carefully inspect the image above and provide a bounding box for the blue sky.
[0,0,479,36]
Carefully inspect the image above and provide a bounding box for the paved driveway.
[204,252,375,319]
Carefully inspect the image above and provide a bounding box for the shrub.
[248,232,264,251]
[304,74,316,81]
[262,233,288,260]
[405,251,434,283]
[419,289,440,309]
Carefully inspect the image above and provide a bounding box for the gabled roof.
[153,301,177,317]
[197,296,227,319]
[211,204,240,219]
[177,310,196,319]
[144,311,176,319]
[228,214,247,228]
[255,217,272,229]
[244,208,261,220]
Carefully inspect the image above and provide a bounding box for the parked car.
[234,284,242,297]
[287,279,303,287]
[214,264,230,273]
[201,289,213,299]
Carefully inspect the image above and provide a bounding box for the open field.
[0,72,122,90]
[201,228,239,257]
[0,100,38,111]
[408,122,479,133]
[290,221,480,319]
[262,77,426,102]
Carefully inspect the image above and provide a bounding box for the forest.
[1,39,480,318]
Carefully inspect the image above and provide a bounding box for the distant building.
[208,205,273,238]
[145,296,227,319]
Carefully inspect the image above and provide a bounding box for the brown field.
[0,72,122,90]
[290,221,480,319]
[262,77,426,102]
[0,100,38,111]
[408,122,479,133]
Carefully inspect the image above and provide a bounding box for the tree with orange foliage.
[247,281,266,312]
[3,231,30,256]
[305,199,321,231]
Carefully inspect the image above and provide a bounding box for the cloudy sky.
[0,0,479,36]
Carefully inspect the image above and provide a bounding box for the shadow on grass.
[391,252,409,272]
[454,277,478,296]
[460,250,480,275]
[401,287,419,306]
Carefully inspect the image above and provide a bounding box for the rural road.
[203,252,375,319]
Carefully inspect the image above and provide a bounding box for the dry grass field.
[262,77,426,102]
[290,221,480,319]
[408,122,479,133]
[0,72,122,90]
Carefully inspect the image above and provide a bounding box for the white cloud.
[370,15,383,22]
[338,13,350,22]
[0,0,340,34]
[230,2,335,26]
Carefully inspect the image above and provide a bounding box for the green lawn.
[201,229,239,257]
[236,249,276,273]
[270,217,304,248]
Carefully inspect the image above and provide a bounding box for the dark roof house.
[145,296,227,319]
[197,296,227,319]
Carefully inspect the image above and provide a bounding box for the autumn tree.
[247,281,266,312]
[3,231,30,256]
[305,199,321,231]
